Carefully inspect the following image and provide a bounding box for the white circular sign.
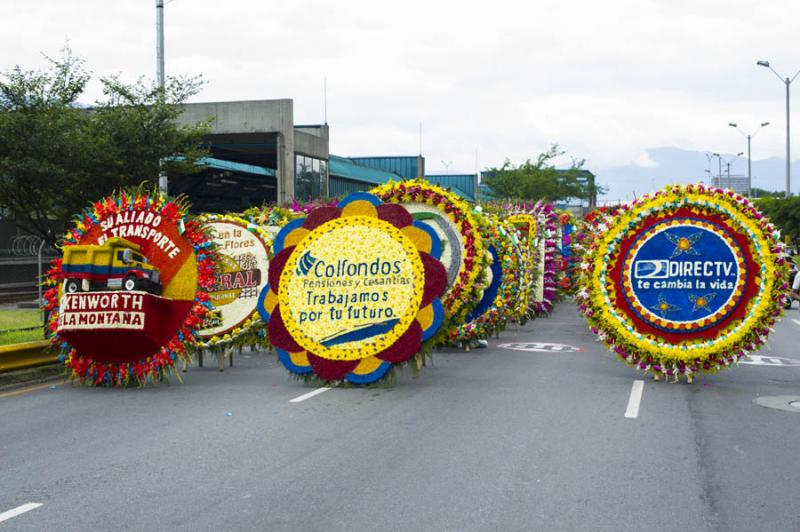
[199,220,270,339]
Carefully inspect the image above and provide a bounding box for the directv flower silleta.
[577,184,790,382]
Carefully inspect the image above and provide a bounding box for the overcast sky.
[3,0,799,195]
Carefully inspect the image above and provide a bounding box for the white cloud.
[2,0,799,179]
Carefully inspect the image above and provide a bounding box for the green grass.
[0,309,45,346]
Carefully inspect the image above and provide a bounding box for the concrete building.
[425,174,479,202]
[710,175,748,195]
[174,99,329,211]
[174,99,430,211]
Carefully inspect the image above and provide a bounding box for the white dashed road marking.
[624,380,644,419]
[289,387,332,403]
[0,503,42,524]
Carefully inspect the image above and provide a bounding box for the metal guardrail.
[0,341,57,374]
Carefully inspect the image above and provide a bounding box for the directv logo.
[635,260,669,279]
[633,259,736,279]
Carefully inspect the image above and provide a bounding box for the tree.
[755,196,800,249]
[482,145,604,203]
[750,187,783,199]
[0,47,210,246]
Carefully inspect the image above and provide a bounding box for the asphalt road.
[2,304,800,531]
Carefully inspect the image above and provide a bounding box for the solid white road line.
[792,319,800,327]
[624,380,645,419]
[289,387,331,403]
[0,503,43,524]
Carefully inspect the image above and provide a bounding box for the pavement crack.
[687,389,723,532]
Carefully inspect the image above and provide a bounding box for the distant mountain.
[596,147,799,203]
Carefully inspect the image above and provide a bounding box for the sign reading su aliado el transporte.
[623,218,746,332]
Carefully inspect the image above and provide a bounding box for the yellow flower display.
[577,184,790,381]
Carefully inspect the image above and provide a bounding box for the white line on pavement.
[289,387,331,403]
[624,380,644,419]
[792,319,800,327]
[0,503,42,524]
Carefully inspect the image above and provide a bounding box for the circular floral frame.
[576,184,789,381]
[371,179,488,323]
[196,213,273,349]
[506,213,538,322]
[42,190,216,387]
[451,213,522,342]
[258,192,447,384]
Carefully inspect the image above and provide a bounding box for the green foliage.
[750,187,783,198]
[482,145,603,202]
[0,46,211,246]
[754,196,800,247]
[0,309,43,345]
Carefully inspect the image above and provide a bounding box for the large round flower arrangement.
[557,211,580,296]
[42,190,216,387]
[484,201,558,316]
[371,179,489,325]
[258,192,448,384]
[506,213,539,322]
[532,202,560,313]
[451,212,522,343]
[577,184,789,381]
[196,213,272,350]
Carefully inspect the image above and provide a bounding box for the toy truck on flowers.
[59,237,162,295]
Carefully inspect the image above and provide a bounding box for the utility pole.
[729,122,769,198]
[156,0,168,194]
[712,153,722,187]
[726,161,732,190]
[757,60,800,197]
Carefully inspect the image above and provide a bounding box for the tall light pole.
[720,152,744,191]
[728,121,769,197]
[757,60,800,198]
[156,0,168,194]
[712,152,723,186]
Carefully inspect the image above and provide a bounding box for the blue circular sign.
[623,219,745,332]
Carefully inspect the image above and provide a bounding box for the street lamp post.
[757,60,800,198]
[728,121,769,197]
[712,152,722,187]
[719,152,744,191]
[156,0,168,194]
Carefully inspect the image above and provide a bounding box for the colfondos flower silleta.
[258,192,447,384]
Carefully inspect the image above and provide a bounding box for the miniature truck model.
[59,237,162,295]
